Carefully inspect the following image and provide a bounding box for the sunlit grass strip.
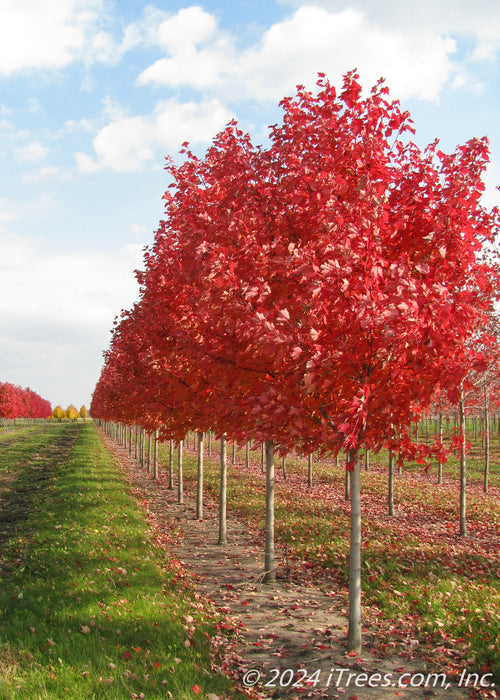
[0,423,58,468]
[0,423,242,699]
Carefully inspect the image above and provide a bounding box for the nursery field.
[0,420,498,699]
[0,422,244,699]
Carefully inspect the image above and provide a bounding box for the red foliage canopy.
[92,72,500,460]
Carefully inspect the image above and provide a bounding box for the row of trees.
[91,72,500,653]
[52,405,88,422]
[0,382,52,419]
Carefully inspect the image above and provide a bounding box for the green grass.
[0,422,243,699]
[158,431,500,684]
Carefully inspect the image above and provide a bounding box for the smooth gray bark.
[218,434,227,545]
[153,429,158,479]
[168,440,174,489]
[178,440,183,504]
[196,432,204,519]
[264,440,275,583]
[459,385,467,537]
[347,449,362,653]
[388,451,394,516]
[437,412,443,484]
[484,387,490,494]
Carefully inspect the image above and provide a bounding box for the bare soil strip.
[99,429,480,700]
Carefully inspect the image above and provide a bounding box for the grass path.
[0,422,245,699]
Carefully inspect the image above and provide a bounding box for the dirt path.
[100,430,481,700]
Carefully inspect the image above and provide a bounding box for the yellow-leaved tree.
[66,405,79,422]
[53,405,65,421]
[79,405,88,421]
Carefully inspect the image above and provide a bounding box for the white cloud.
[137,43,232,90]
[283,1,500,68]
[118,5,169,53]
[472,42,499,63]
[136,6,235,90]
[74,151,100,173]
[16,140,48,162]
[0,0,116,75]
[284,0,500,38]
[233,7,455,103]
[77,98,233,172]
[156,6,217,51]
[136,5,457,104]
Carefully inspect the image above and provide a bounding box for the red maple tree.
[92,71,500,653]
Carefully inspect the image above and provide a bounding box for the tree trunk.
[459,385,467,537]
[152,437,158,479]
[153,429,158,479]
[484,387,490,494]
[282,454,286,479]
[168,440,174,489]
[388,451,394,516]
[196,432,204,519]
[437,412,443,485]
[218,434,227,545]
[264,440,275,583]
[345,456,350,501]
[261,443,265,473]
[178,440,183,504]
[347,449,362,654]
[308,453,313,488]
[365,449,369,471]
[246,441,250,468]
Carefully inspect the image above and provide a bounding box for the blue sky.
[0,0,499,411]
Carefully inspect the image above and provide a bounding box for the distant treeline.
[0,381,52,419]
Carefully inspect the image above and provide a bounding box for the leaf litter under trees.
[103,429,497,699]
